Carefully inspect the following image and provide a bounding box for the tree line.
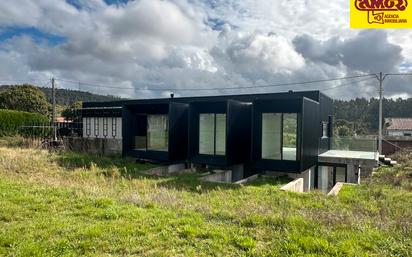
[334,97,412,135]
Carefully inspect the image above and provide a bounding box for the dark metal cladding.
[121,101,189,163]
[187,100,252,167]
[82,90,323,108]
[82,107,122,117]
[319,92,334,153]
[83,90,334,174]
[252,98,303,172]
[300,97,321,171]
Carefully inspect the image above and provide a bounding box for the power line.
[320,77,376,91]
[56,74,376,92]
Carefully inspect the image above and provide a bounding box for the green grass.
[0,146,411,256]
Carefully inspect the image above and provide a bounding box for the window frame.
[261,112,299,161]
[198,113,227,156]
[146,114,169,152]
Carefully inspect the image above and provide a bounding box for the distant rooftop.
[385,118,412,131]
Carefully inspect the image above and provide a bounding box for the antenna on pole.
[51,77,57,141]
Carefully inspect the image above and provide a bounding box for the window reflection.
[199,113,226,156]
[261,113,298,161]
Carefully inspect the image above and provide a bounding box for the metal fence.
[17,121,83,149]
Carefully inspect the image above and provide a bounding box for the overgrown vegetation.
[0,145,411,256]
[0,109,50,136]
[0,85,50,115]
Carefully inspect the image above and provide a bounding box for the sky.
[0,0,411,100]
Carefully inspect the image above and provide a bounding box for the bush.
[0,85,50,115]
[0,109,50,137]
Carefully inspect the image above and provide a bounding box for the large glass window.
[199,113,226,155]
[283,114,297,160]
[261,113,298,160]
[199,114,215,155]
[147,115,169,151]
[262,113,282,160]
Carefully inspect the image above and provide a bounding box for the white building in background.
[83,117,122,139]
[385,118,412,137]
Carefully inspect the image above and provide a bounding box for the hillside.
[0,141,411,256]
[0,85,121,106]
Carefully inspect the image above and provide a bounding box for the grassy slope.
[0,147,411,256]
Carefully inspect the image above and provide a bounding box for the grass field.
[0,145,411,256]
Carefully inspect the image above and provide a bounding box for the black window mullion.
[345,165,348,183]
[214,113,217,156]
[280,113,284,160]
[145,115,148,151]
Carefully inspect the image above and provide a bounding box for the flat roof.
[83,90,332,108]
[319,150,378,161]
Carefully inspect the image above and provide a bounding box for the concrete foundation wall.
[201,170,232,183]
[280,178,304,193]
[266,166,315,192]
[64,137,122,156]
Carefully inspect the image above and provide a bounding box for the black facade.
[122,101,188,163]
[83,90,333,173]
[188,99,252,167]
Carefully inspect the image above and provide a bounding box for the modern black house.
[82,90,337,186]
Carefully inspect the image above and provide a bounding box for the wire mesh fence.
[16,121,83,150]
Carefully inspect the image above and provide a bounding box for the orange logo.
[351,0,411,28]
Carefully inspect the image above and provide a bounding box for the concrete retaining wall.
[327,182,357,196]
[201,170,232,183]
[266,166,315,192]
[64,137,122,156]
[280,178,304,193]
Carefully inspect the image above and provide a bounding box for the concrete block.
[328,182,357,196]
[234,174,259,184]
[201,170,232,183]
[167,163,186,174]
[231,164,244,182]
[280,178,304,193]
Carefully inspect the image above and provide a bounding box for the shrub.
[0,109,50,137]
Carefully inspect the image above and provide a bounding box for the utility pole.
[374,72,412,154]
[51,77,57,141]
[378,72,384,154]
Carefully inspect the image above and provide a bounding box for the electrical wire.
[56,74,376,92]
[320,77,377,91]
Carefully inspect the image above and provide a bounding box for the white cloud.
[0,0,411,100]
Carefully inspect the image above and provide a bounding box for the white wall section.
[82,117,122,139]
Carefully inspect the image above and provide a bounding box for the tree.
[0,85,49,115]
[336,125,352,137]
[61,101,82,121]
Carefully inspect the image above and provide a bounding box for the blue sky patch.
[104,0,130,6]
[66,0,83,10]
[207,17,226,31]
[0,27,66,46]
